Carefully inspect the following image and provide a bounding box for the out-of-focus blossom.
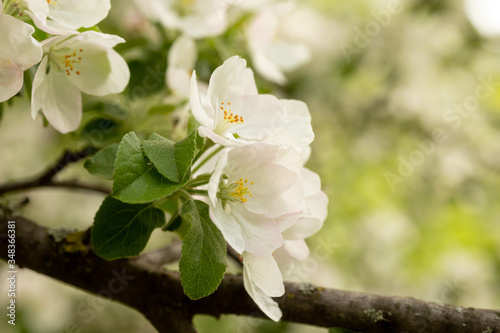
[133,0,231,38]
[166,35,198,98]
[31,31,129,133]
[464,0,500,37]
[0,12,42,102]
[245,1,311,85]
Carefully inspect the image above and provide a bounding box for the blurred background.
[1,0,500,332]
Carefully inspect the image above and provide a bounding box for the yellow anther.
[59,48,83,76]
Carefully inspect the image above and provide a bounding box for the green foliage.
[84,143,119,180]
[179,199,227,300]
[91,196,165,260]
[142,130,202,183]
[77,25,103,33]
[147,104,178,116]
[112,132,187,203]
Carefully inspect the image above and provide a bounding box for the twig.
[0,147,110,195]
[1,210,499,333]
[227,244,243,267]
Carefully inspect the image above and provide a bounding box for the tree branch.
[130,241,182,268]
[0,147,110,195]
[1,211,499,333]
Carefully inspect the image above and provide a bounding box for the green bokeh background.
[1,0,499,332]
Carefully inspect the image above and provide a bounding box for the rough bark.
[1,211,499,333]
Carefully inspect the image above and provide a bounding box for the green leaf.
[84,143,119,180]
[147,104,178,115]
[113,132,187,203]
[142,130,201,183]
[156,199,178,214]
[80,118,121,148]
[77,25,102,33]
[91,196,165,260]
[179,199,227,300]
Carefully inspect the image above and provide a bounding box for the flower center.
[3,0,24,17]
[50,48,84,76]
[47,0,58,4]
[219,178,254,204]
[214,102,244,134]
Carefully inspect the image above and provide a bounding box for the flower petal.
[207,149,228,206]
[22,0,51,32]
[282,191,328,240]
[209,200,245,254]
[243,252,285,297]
[32,59,82,133]
[64,44,129,96]
[0,66,22,103]
[167,35,197,97]
[0,14,42,69]
[31,55,48,119]
[207,56,257,109]
[46,0,111,30]
[190,71,214,128]
[231,204,283,255]
[198,126,243,147]
[252,51,287,85]
[301,167,322,197]
[267,42,311,72]
[179,14,227,38]
[243,162,303,217]
[58,31,125,49]
[273,245,295,279]
[271,99,314,150]
[283,239,310,261]
[233,94,284,141]
[243,261,283,322]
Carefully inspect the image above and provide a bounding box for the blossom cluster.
[191,56,328,321]
[0,0,129,133]
[1,0,326,321]
[1,0,310,134]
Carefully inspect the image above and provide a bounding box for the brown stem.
[0,147,110,195]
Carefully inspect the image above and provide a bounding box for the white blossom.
[21,0,111,35]
[133,0,230,38]
[0,12,42,102]
[31,31,129,133]
[245,1,311,85]
[190,56,314,151]
[207,143,306,255]
[166,35,198,98]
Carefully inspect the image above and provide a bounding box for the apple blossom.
[0,12,42,102]
[242,168,327,321]
[190,56,314,151]
[18,0,111,35]
[31,31,130,133]
[280,167,328,240]
[245,1,311,85]
[464,0,500,37]
[133,0,230,38]
[166,35,198,98]
[207,143,306,255]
